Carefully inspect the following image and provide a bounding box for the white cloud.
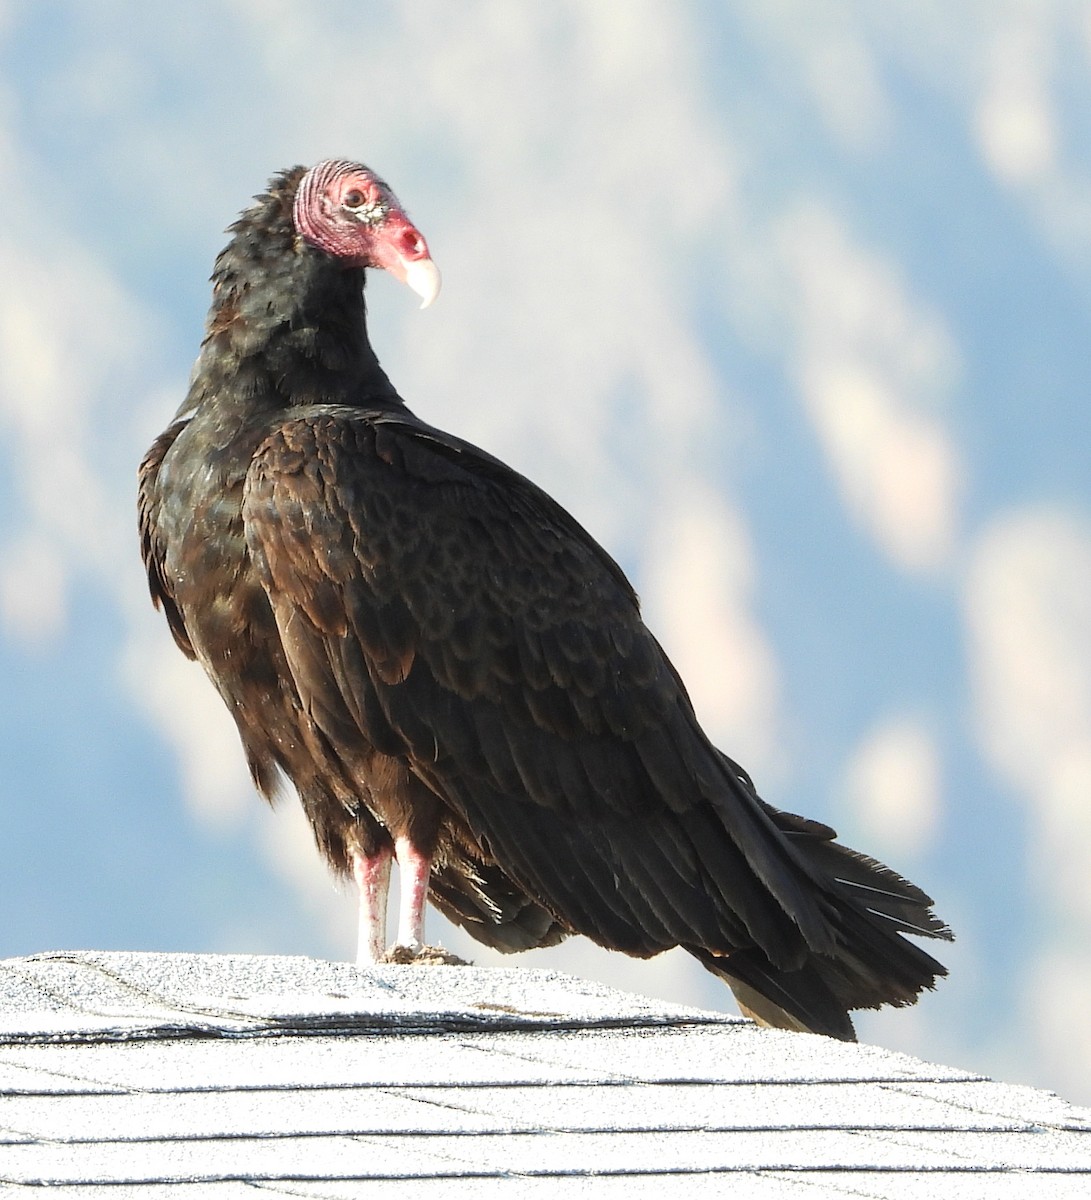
[775,205,962,575]
[970,6,1091,272]
[963,508,1091,922]
[123,631,256,834]
[801,361,960,574]
[841,715,942,858]
[1023,944,1091,1107]
[0,221,154,589]
[806,32,892,154]
[642,483,781,779]
[254,788,357,951]
[975,26,1057,187]
[0,536,67,646]
[735,4,894,154]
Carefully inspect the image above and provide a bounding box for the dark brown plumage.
[139,159,951,1039]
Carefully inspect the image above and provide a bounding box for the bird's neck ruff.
[187,167,401,419]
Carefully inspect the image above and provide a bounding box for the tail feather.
[690,945,858,1041]
[771,806,952,942]
[693,800,952,1040]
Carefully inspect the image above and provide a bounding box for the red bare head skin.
[292,159,441,307]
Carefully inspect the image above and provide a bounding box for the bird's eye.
[339,182,390,227]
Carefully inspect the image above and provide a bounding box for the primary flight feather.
[140,160,951,1038]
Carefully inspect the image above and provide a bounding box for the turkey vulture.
[140,159,951,1039]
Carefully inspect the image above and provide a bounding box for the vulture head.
[292,158,441,308]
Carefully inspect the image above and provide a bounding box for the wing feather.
[241,410,824,972]
[138,420,196,659]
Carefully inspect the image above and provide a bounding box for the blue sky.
[1,2,1090,1104]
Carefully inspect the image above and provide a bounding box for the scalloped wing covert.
[240,411,848,975]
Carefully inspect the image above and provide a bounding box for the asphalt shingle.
[0,951,1087,1198]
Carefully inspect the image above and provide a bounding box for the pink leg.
[393,836,431,952]
[350,846,393,965]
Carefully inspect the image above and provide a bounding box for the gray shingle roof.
[0,951,1088,1197]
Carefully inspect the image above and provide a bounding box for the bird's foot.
[381,943,471,966]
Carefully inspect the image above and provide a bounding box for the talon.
[382,944,470,966]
